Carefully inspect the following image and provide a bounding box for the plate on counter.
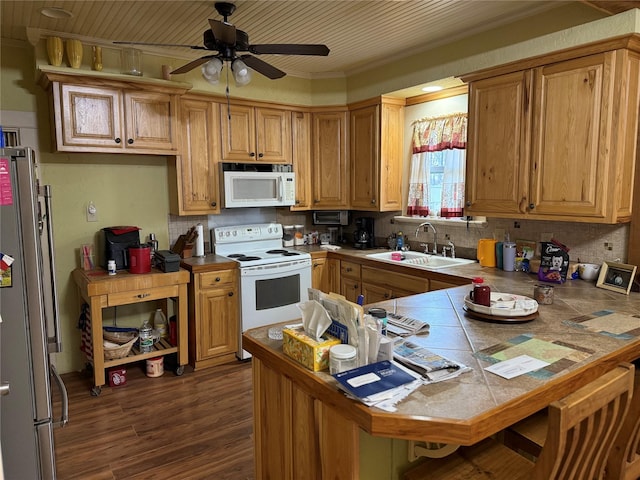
[463,292,539,318]
[462,305,539,323]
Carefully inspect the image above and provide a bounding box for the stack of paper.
[386,312,430,336]
[332,360,422,410]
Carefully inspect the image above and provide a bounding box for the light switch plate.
[86,201,98,222]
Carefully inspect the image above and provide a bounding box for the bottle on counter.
[153,309,169,340]
[396,232,404,250]
[107,259,116,275]
[368,307,388,336]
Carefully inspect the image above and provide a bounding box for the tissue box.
[282,326,340,371]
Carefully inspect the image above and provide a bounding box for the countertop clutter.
[242,272,640,479]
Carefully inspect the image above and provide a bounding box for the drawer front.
[362,266,429,293]
[340,261,361,279]
[107,285,179,306]
[199,270,237,289]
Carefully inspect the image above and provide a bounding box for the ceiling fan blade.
[249,44,330,56]
[209,19,236,45]
[113,41,206,50]
[240,55,286,79]
[171,56,216,75]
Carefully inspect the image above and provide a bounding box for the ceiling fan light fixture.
[232,59,252,86]
[201,57,223,84]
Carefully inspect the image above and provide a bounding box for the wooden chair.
[505,367,640,479]
[404,363,635,480]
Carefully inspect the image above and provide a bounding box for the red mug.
[470,285,491,307]
[128,246,151,274]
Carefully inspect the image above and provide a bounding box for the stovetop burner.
[227,254,263,261]
[282,252,300,256]
[266,249,288,254]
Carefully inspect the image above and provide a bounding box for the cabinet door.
[361,282,392,303]
[256,107,291,163]
[220,104,255,161]
[312,111,349,208]
[291,111,312,210]
[465,71,533,215]
[198,283,238,360]
[340,280,361,304]
[123,91,177,152]
[350,105,379,210]
[173,98,220,215]
[58,84,124,149]
[311,257,328,292]
[529,53,610,218]
[327,258,341,294]
[379,102,404,211]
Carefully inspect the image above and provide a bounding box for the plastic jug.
[153,309,169,339]
[477,239,498,267]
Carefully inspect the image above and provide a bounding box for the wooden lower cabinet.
[188,269,239,369]
[340,260,362,303]
[253,357,359,479]
[361,266,430,302]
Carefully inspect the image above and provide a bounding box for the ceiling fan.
[114,2,330,81]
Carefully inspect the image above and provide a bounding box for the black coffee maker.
[353,217,375,249]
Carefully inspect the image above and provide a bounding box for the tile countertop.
[243,250,640,444]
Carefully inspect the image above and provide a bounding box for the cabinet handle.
[353,284,358,289]
[258,153,264,158]
[346,267,352,272]
[313,263,319,268]
[384,293,390,298]
[127,138,134,145]
[371,198,376,204]
[215,277,221,282]
[210,201,217,207]
[249,152,255,157]
[137,293,150,299]
[115,138,121,144]
[529,203,535,210]
[228,292,234,297]
[466,200,471,207]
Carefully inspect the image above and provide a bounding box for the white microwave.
[223,171,296,208]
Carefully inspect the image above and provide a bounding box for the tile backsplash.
[168,210,630,265]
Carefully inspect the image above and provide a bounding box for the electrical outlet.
[444,233,451,241]
[86,201,98,222]
[514,221,521,229]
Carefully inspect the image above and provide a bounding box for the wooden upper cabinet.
[463,40,640,224]
[529,54,608,218]
[220,104,292,163]
[312,110,349,209]
[291,110,312,210]
[169,97,220,216]
[349,98,404,212]
[53,83,178,154]
[465,71,533,216]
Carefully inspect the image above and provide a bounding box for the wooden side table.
[72,267,189,395]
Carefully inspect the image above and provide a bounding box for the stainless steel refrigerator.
[0,147,68,479]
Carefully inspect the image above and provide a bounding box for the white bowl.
[578,263,601,281]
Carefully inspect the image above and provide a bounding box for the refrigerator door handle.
[40,184,62,353]
[50,364,68,427]
[0,383,9,396]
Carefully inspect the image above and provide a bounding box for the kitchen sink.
[366,251,476,270]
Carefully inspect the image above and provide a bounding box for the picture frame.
[596,262,637,295]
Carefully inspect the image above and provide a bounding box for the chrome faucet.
[415,222,437,255]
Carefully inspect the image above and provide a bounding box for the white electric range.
[213,223,312,359]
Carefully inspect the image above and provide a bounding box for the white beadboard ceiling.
[1,1,635,86]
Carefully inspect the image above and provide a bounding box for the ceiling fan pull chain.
[225,68,232,122]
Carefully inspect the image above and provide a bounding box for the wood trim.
[405,85,469,106]
[347,95,406,110]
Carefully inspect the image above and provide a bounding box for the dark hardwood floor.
[52,358,255,480]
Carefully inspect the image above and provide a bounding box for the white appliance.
[0,147,68,479]
[223,171,296,208]
[213,223,311,359]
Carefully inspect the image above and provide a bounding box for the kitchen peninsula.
[243,264,640,480]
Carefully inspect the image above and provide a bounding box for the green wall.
[1,6,637,379]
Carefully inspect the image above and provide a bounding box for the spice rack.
[72,267,190,395]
